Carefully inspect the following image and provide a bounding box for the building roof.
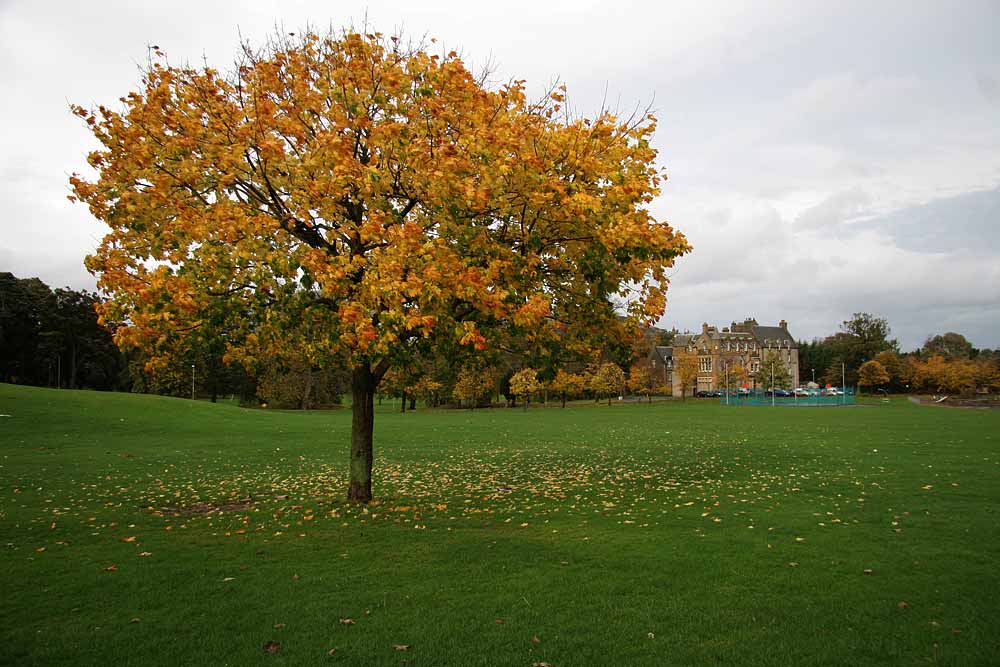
[752,325,796,346]
[650,346,673,363]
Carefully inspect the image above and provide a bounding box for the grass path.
[1,384,998,665]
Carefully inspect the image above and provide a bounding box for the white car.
[793,388,810,397]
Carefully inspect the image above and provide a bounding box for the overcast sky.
[1,0,998,351]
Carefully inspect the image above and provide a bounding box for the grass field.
[1,384,998,666]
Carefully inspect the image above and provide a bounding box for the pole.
[57,355,61,389]
[191,364,195,400]
[842,362,846,404]
[725,362,729,405]
[771,364,775,406]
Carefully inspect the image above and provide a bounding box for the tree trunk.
[561,392,567,408]
[69,341,78,388]
[400,391,407,413]
[408,397,416,411]
[347,365,376,503]
[607,393,611,406]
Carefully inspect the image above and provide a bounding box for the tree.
[548,368,587,408]
[857,360,890,394]
[509,368,540,410]
[453,363,498,408]
[627,363,653,402]
[872,350,908,392]
[922,332,974,360]
[756,350,791,389]
[71,29,690,502]
[724,361,748,394]
[590,363,625,406]
[674,355,698,400]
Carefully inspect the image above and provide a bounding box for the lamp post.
[191,363,195,401]
[811,368,815,383]
[725,361,730,406]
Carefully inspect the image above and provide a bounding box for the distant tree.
[590,363,626,406]
[756,350,792,389]
[971,359,1000,393]
[841,313,897,356]
[872,350,908,391]
[548,369,587,408]
[858,360,890,394]
[675,355,699,400]
[509,368,540,410]
[921,332,974,360]
[0,273,124,389]
[724,361,748,393]
[798,338,839,386]
[628,363,653,402]
[453,364,498,409]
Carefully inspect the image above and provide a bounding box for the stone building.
[648,318,799,397]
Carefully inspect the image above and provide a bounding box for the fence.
[719,389,855,406]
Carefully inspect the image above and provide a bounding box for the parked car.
[793,388,810,397]
[695,390,714,398]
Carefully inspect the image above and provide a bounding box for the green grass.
[1,384,998,666]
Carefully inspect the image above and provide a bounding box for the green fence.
[719,389,855,406]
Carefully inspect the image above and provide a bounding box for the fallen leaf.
[787,562,799,567]
[339,618,356,625]
[952,629,961,636]
[103,565,118,572]
[326,648,337,657]
[863,569,874,575]
[129,618,141,624]
[262,641,281,654]
[274,623,286,630]
[647,632,655,640]
[897,601,909,609]
[139,551,152,557]
[532,662,552,667]
[495,619,505,625]
[121,536,136,543]
[532,635,541,644]
[393,644,411,651]
[223,577,235,582]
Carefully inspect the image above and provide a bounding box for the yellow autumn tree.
[857,359,890,394]
[590,362,626,406]
[71,28,690,502]
[548,369,587,408]
[674,355,699,400]
[509,368,540,410]
[628,363,653,402]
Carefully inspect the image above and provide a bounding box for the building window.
[699,356,712,373]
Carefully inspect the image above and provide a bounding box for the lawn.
[1,384,998,666]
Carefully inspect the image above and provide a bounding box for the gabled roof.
[752,325,796,346]
[650,346,673,363]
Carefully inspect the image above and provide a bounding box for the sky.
[1,0,998,351]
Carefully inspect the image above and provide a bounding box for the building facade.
[648,318,799,397]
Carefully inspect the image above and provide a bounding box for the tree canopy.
[71,28,690,501]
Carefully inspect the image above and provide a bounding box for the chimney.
[702,322,709,333]
[779,319,787,330]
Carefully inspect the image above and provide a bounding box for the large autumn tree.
[71,29,689,502]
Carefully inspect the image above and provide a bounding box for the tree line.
[798,313,1000,395]
[0,272,124,390]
